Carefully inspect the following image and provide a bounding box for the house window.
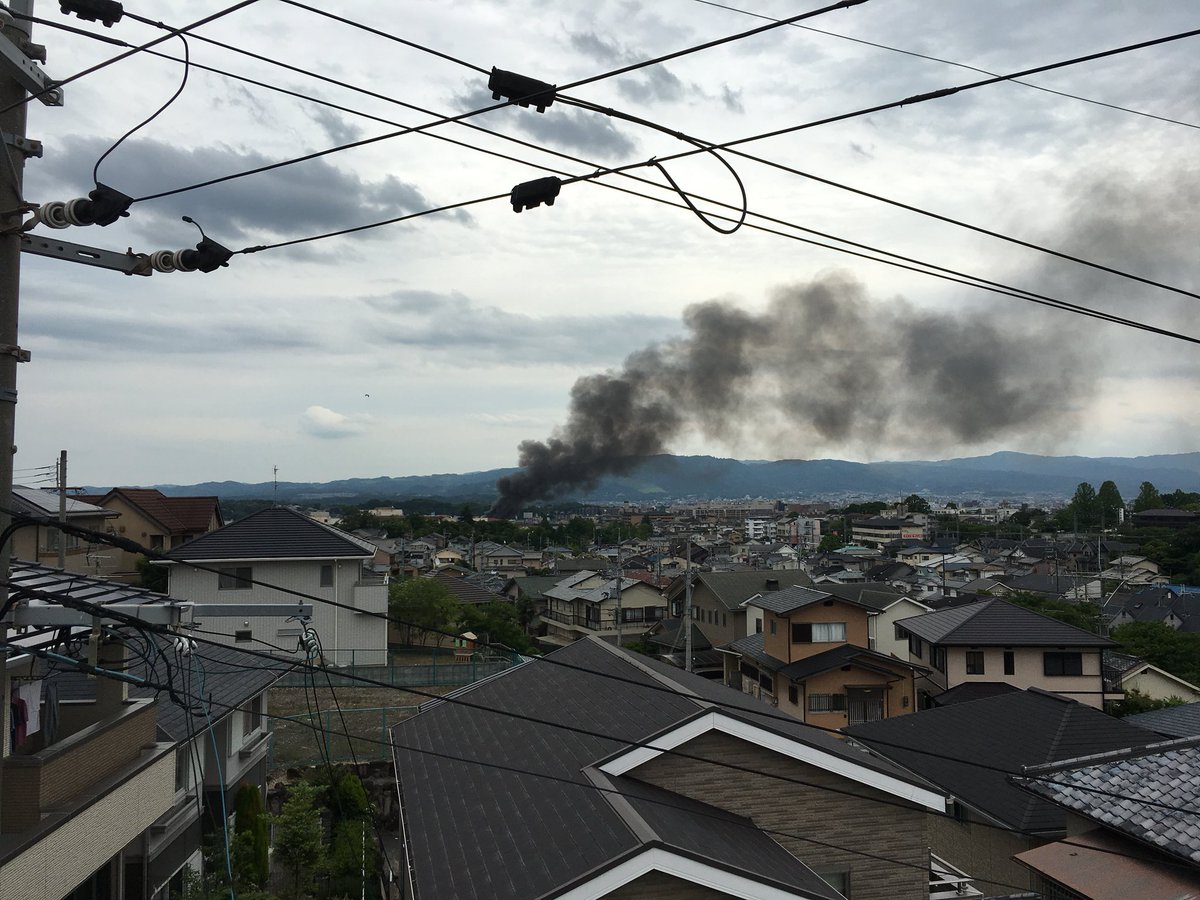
[722,613,727,628]
[769,620,777,636]
[218,567,253,590]
[788,684,799,705]
[909,634,924,658]
[932,646,947,673]
[793,622,846,643]
[174,747,192,793]
[1044,652,1083,676]
[1004,650,1015,675]
[756,619,763,634]
[320,564,333,587]
[965,651,985,675]
[234,629,252,643]
[808,693,847,713]
[242,695,263,736]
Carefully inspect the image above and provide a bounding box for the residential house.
[160,506,388,665]
[1012,738,1200,899]
[393,636,962,900]
[1102,651,1200,703]
[893,598,1117,709]
[1109,585,1200,632]
[0,562,292,899]
[665,571,814,648]
[1130,507,1199,529]
[845,689,1158,896]
[79,488,223,579]
[539,571,668,646]
[719,585,924,729]
[471,540,525,573]
[9,486,118,576]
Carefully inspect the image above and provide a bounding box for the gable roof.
[846,689,1157,833]
[431,571,504,605]
[677,571,814,612]
[11,486,117,519]
[894,598,1113,647]
[89,487,221,534]
[393,637,938,900]
[1013,737,1200,866]
[746,584,836,615]
[162,506,375,561]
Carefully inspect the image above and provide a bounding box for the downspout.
[333,559,340,666]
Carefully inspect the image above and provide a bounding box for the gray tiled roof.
[688,571,814,612]
[894,598,1113,647]
[846,689,1158,833]
[1125,702,1200,738]
[393,638,926,899]
[1015,738,1200,864]
[164,506,375,561]
[747,584,834,615]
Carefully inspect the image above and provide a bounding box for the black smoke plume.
[492,271,1093,517]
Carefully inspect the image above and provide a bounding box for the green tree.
[1096,480,1124,528]
[136,557,168,593]
[902,494,931,514]
[1063,482,1099,532]
[272,783,325,900]
[1111,621,1200,686]
[233,783,270,888]
[818,532,846,553]
[1133,481,1162,512]
[460,601,532,653]
[1110,688,1186,717]
[388,577,460,647]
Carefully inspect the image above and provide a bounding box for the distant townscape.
[5,458,1199,897]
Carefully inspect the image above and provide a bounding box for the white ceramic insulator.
[150,250,177,272]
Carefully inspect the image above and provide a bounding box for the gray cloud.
[300,405,370,439]
[617,66,686,105]
[568,30,623,63]
[493,271,1095,514]
[28,135,472,246]
[361,289,679,364]
[309,106,364,145]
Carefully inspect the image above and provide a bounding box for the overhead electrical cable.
[555,25,1200,302]
[49,5,1197,309]
[692,0,1200,130]
[120,0,869,202]
[7,566,1197,826]
[0,0,262,115]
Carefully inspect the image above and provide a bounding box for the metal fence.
[273,650,522,689]
[268,705,420,769]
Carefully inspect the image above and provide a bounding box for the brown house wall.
[631,731,930,900]
[929,813,1038,896]
[762,601,871,663]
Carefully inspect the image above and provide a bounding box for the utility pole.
[56,448,65,568]
[684,538,693,673]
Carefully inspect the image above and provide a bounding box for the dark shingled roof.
[1125,701,1200,738]
[748,584,835,615]
[682,571,814,612]
[846,689,1157,833]
[1015,737,1200,865]
[894,598,1113,647]
[930,681,1022,706]
[393,638,925,900]
[163,506,375,561]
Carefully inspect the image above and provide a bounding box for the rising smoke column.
[492,271,1094,517]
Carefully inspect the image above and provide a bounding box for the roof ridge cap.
[586,636,706,708]
[1020,733,1200,775]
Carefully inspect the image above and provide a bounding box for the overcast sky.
[12,0,1200,488]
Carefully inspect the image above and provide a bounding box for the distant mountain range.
[86,451,1200,509]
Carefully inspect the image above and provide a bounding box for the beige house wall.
[1124,667,1200,702]
[942,646,1105,708]
[0,750,174,900]
[762,600,871,664]
[632,730,930,900]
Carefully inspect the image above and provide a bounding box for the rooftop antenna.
[273,465,278,506]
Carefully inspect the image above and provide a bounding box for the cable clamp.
[488,67,556,113]
[59,0,125,27]
[510,176,561,213]
[2,131,42,158]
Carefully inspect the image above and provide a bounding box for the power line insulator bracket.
[0,28,63,106]
[20,233,152,275]
[488,67,556,113]
[510,176,561,213]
